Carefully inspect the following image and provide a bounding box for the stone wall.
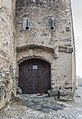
[0,0,16,109]
[15,0,76,99]
[15,0,72,48]
[0,0,76,108]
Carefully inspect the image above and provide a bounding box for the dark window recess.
[48,18,55,30]
[22,19,32,30]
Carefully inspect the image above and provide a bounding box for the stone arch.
[16,47,55,93]
[17,56,51,66]
[16,45,54,66]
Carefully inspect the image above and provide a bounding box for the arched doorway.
[18,58,51,94]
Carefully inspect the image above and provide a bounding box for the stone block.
[48,89,58,97]
[66,47,73,53]
[16,87,22,94]
[59,89,73,101]
[0,81,6,109]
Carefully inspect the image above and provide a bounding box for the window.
[22,18,32,30]
[48,17,55,30]
[32,65,38,70]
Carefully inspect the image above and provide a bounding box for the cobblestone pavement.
[0,86,82,119]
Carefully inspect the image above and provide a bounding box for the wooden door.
[18,59,51,94]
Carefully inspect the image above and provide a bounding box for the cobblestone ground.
[0,86,82,119]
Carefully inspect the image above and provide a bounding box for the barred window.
[48,18,55,30]
[22,18,32,30]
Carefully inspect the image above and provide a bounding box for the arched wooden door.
[18,59,51,94]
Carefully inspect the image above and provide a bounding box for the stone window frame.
[22,18,32,30]
[48,17,55,30]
